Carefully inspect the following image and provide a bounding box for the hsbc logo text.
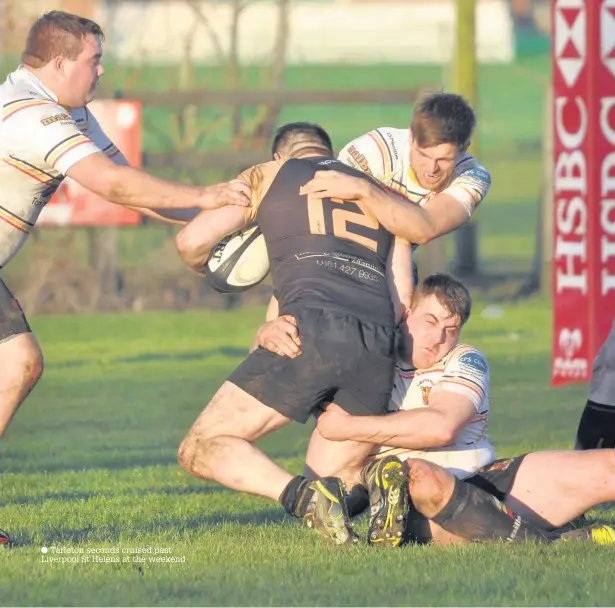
[600,2,615,296]
[554,0,589,296]
[555,0,587,88]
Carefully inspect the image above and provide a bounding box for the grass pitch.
[1,301,613,606]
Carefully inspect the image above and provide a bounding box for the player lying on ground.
[0,10,249,546]
[575,316,615,450]
[256,274,615,546]
[176,122,414,545]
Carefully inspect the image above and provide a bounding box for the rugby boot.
[303,477,359,545]
[0,528,9,547]
[361,456,409,547]
[556,522,615,545]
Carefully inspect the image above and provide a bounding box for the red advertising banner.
[38,100,143,227]
[552,0,615,386]
[594,0,615,349]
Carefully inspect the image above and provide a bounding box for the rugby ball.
[204,223,270,293]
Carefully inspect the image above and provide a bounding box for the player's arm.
[318,347,489,447]
[386,237,413,324]
[61,108,249,213]
[301,164,491,245]
[175,206,249,275]
[265,295,280,321]
[176,162,277,274]
[317,393,476,448]
[67,154,250,212]
[97,145,200,225]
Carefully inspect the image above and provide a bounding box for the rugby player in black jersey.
[176,123,413,545]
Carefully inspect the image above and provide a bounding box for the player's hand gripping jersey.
[338,127,491,222]
[241,157,395,327]
[372,343,496,478]
[0,67,121,268]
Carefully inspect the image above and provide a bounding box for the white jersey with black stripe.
[0,66,121,268]
[371,343,496,479]
[338,127,491,223]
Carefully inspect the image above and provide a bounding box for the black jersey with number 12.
[244,157,394,327]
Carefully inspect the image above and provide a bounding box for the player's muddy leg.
[407,458,549,543]
[179,387,359,545]
[178,381,293,500]
[304,426,374,517]
[506,450,615,528]
[304,426,371,484]
[0,333,44,438]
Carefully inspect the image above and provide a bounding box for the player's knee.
[177,432,220,477]
[407,459,451,516]
[177,433,199,474]
[2,335,44,390]
[25,343,44,387]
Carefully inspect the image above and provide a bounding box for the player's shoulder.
[348,127,408,151]
[340,127,407,177]
[451,153,491,184]
[239,160,279,188]
[443,343,490,375]
[2,70,55,104]
[2,83,63,126]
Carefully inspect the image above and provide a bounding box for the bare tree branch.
[185,0,227,64]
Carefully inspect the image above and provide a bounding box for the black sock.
[279,475,314,518]
[344,484,369,518]
[431,477,550,543]
[575,400,615,449]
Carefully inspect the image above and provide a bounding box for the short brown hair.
[22,11,104,68]
[271,122,334,159]
[411,273,472,326]
[411,92,476,149]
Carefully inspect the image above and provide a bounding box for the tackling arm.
[386,237,413,324]
[67,154,251,212]
[301,172,469,245]
[106,151,202,225]
[317,391,476,448]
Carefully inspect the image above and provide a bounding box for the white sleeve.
[338,129,391,179]
[441,158,491,218]
[82,107,124,162]
[432,349,489,410]
[3,99,103,175]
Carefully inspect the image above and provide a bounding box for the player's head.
[22,11,105,108]
[402,273,472,369]
[409,92,476,191]
[271,122,334,162]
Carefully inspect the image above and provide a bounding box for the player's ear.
[274,152,286,165]
[53,55,66,76]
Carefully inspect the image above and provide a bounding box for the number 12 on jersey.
[307,195,379,252]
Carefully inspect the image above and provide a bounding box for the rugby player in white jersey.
[303,92,491,248]
[0,11,249,545]
[258,274,615,546]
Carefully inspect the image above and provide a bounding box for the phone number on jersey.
[316,259,380,283]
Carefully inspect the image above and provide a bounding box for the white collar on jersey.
[14,65,59,103]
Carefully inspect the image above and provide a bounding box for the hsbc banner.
[552,0,615,386]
